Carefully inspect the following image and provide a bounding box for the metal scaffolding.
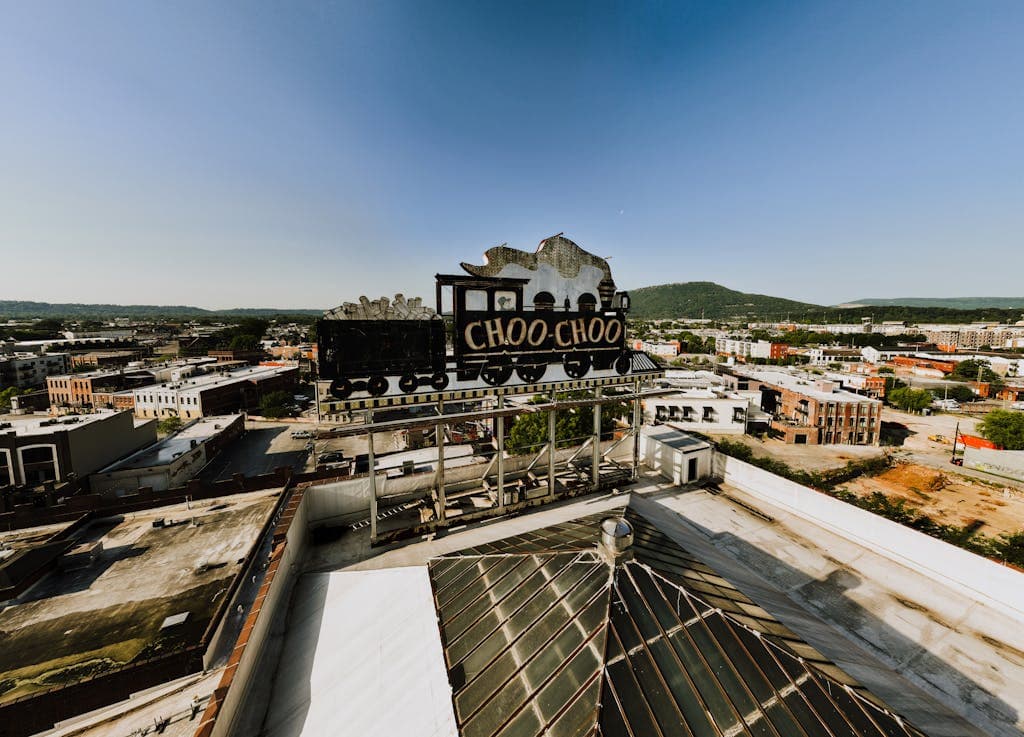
[349,382,671,545]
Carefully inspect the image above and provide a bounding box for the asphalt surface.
[199,420,313,482]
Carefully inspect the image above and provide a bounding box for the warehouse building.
[0,410,155,488]
[90,414,244,495]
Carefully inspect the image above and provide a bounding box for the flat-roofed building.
[715,338,789,361]
[90,414,244,495]
[132,364,298,419]
[644,388,758,435]
[0,410,155,488]
[735,369,883,445]
[46,368,155,410]
[0,352,69,389]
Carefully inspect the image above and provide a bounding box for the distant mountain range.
[628,282,1024,323]
[3,288,1024,324]
[629,282,824,320]
[839,297,1024,310]
[0,300,322,320]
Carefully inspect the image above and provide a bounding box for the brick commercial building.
[729,370,882,445]
[132,364,298,419]
[0,410,155,488]
[46,368,155,410]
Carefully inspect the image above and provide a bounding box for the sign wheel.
[399,374,418,394]
[481,357,513,386]
[367,376,389,397]
[563,352,592,379]
[330,378,353,399]
[515,357,546,384]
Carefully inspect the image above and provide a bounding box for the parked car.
[291,429,314,439]
[1012,401,1024,411]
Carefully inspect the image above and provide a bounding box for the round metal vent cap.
[600,516,634,554]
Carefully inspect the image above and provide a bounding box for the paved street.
[200,420,313,482]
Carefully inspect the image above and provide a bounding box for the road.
[199,420,313,482]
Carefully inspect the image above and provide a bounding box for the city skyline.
[3,1,1023,309]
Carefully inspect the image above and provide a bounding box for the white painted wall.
[722,456,1024,620]
[963,447,1024,482]
[640,430,712,485]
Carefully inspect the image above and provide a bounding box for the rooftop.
[737,369,882,404]
[140,364,294,396]
[249,478,1021,737]
[0,490,278,706]
[100,414,242,471]
[0,410,131,437]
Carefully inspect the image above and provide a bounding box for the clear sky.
[2,1,1022,310]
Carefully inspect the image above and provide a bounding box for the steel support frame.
[496,394,506,511]
[548,390,557,500]
[592,387,601,488]
[367,409,377,542]
[436,399,446,525]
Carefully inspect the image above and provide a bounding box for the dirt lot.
[709,433,886,472]
[0,490,277,703]
[881,407,979,461]
[843,462,1024,537]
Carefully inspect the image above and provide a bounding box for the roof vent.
[600,516,634,560]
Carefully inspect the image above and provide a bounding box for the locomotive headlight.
[613,291,631,312]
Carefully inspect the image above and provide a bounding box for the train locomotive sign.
[316,234,658,410]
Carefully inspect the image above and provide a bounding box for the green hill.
[628,282,824,320]
[843,297,1024,310]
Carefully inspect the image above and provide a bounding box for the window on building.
[0,452,12,487]
[465,289,488,311]
[494,290,517,311]
[20,446,58,485]
[533,292,555,312]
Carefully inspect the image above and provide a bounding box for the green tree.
[977,410,1024,450]
[507,392,629,454]
[229,334,260,351]
[949,359,1000,383]
[0,386,23,412]
[260,390,293,419]
[888,386,932,413]
[931,384,976,403]
[157,416,182,435]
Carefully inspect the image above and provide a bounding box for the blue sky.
[2,1,1022,309]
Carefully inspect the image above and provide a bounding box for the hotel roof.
[0,409,130,437]
[428,506,926,737]
[251,484,1011,737]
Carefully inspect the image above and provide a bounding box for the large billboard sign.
[317,234,650,402]
[459,313,624,354]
